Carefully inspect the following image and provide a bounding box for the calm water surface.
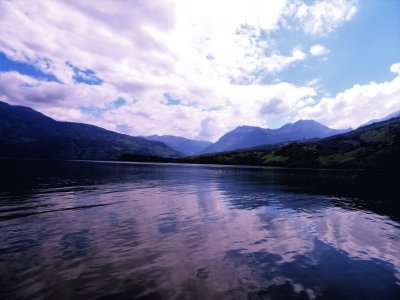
[0,159,399,299]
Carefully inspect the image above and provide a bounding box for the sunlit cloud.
[299,63,400,129]
[0,0,398,140]
[309,44,329,56]
[294,0,358,35]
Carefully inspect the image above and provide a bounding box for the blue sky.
[0,0,399,141]
[0,52,59,82]
[261,0,400,94]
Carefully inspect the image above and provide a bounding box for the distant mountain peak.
[144,134,212,155]
[294,119,315,123]
[201,119,351,154]
[284,119,327,128]
[294,119,321,125]
[191,116,400,169]
[232,125,267,133]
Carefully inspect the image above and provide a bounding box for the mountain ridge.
[360,111,400,128]
[201,119,351,154]
[144,135,211,155]
[183,116,400,169]
[0,101,182,160]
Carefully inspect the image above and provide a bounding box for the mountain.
[360,110,400,127]
[201,120,350,154]
[145,135,212,155]
[0,101,181,160]
[184,116,400,169]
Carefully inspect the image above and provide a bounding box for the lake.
[0,159,399,299]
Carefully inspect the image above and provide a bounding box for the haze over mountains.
[201,120,351,154]
[145,135,211,155]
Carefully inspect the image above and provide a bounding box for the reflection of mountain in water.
[2,160,396,219]
[215,167,399,219]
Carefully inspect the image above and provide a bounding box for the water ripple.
[0,160,399,299]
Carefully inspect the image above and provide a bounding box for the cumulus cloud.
[309,44,329,56]
[259,98,287,116]
[295,0,358,35]
[0,72,117,107]
[199,118,220,140]
[299,63,400,129]
[98,82,316,139]
[0,0,298,88]
[0,0,317,140]
[306,78,320,86]
[0,71,317,140]
[0,0,379,141]
[390,63,400,75]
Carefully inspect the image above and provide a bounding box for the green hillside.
[183,117,400,169]
[0,101,182,160]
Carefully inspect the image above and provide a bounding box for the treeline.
[119,117,400,170]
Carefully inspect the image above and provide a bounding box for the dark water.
[0,159,399,300]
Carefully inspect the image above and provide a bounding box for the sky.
[0,0,399,141]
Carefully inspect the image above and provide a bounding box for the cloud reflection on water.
[0,160,399,299]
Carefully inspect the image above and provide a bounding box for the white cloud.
[0,70,317,140]
[0,71,122,108]
[0,0,298,88]
[0,0,313,140]
[299,63,400,129]
[306,78,320,86]
[295,0,358,35]
[94,82,317,140]
[0,0,372,141]
[309,44,329,56]
[390,63,400,75]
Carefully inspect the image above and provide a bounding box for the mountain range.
[360,110,400,127]
[1,100,399,168]
[184,116,400,169]
[144,135,212,155]
[0,101,181,160]
[201,120,351,154]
